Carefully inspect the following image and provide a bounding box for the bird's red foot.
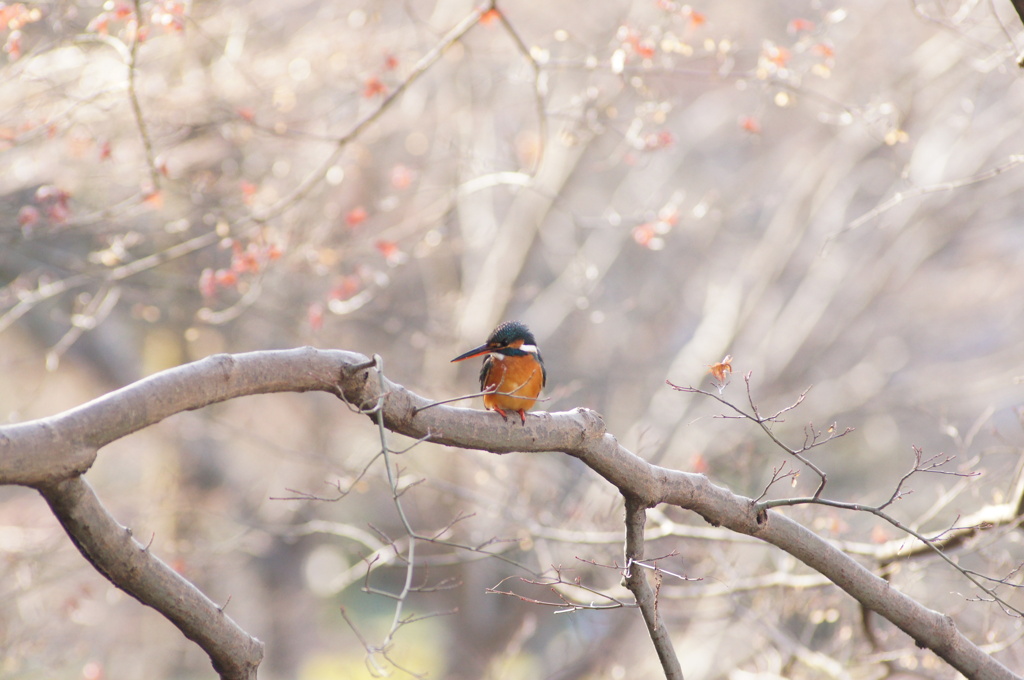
[491,407,527,424]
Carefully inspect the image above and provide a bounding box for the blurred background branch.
[3,0,1024,677]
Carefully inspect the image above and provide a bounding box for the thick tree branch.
[623,496,684,680]
[38,476,263,680]
[338,351,1021,680]
[0,347,355,486]
[1,348,1019,680]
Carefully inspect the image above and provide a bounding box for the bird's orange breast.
[481,354,544,413]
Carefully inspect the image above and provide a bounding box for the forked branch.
[2,349,1017,680]
[668,372,853,497]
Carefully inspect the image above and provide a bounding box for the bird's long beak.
[451,344,491,362]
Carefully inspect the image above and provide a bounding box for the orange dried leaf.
[390,163,414,190]
[363,76,387,98]
[239,180,258,205]
[17,205,39,228]
[636,40,656,59]
[644,130,675,149]
[0,3,26,27]
[811,42,835,59]
[346,206,368,227]
[4,30,23,59]
[375,239,403,263]
[330,275,361,301]
[214,269,237,287]
[787,17,815,33]
[632,223,655,247]
[46,203,70,223]
[86,12,111,33]
[707,355,733,382]
[658,205,679,226]
[198,268,217,297]
[766,45,790,67]
[142,190,163,208]
[232,245,260,274]
[307,302,324,331]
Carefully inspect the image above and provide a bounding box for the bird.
[451,320,546,424]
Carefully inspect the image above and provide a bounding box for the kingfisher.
[451,320,546,424]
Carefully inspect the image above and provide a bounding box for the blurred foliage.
[2,0,1024,677]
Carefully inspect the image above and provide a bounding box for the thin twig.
[758,450,1019,617]
[834,153,1024,238]
[270,451,383,502]
[249,5,490,227]
[414,389,550,413]
[754,462,800,503]
[494,4,548,172]
[370,354,419,647]
[486,568,636,612]
[622,496,684,680]
[669,373,1020,616]
[128,0,160,191]
[668,373,851,498]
